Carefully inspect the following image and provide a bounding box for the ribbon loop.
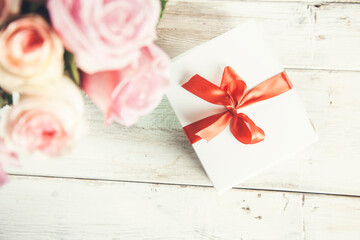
[182,74,232,106]
[221,66,247,106]
[230,113,265,144]
[238,71,293,108]
[182,66,293,145]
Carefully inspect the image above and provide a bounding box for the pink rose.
[0,15,64,92]
[0,164,8,186]
[47,0,161,74]
[82,44,170,126]
[0,138,18,186]
[1,77,85,156]
[0,0,22,25]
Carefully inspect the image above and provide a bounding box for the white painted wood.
[157,0,360,71]
[4,69,360,196]
[1,1,360,238]
[1,176,359,240]
[304,194,360,239]
[173,0,360,2]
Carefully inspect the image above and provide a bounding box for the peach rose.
[0,15,63,92]
[0,0,22,25]
[82,44,170,126]
[1,77,85,156]
[47,0,160,73]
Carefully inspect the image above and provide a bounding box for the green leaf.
[64,50,81,86]
[0,88,13,108]
[160,0,168,19]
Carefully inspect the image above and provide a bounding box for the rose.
[0,166,7,186]
[82,44,170,126]
[47,0,161,74]
[0,15,64,92]
[2,77,85,156]
[0,0,22,25]
[1,77,85,156]
[0,138,18,186]
[0,107,18,186]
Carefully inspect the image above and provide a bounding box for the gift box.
[167,21,317,193]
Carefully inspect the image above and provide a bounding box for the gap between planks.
[284,67,360,73]
[8,173,360,199]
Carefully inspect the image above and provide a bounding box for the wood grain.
[1,0,360,239]
[0,176,359,240]
[157,0,360,71]
[4,69,360,196]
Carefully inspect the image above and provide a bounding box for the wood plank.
[4,69,360,196]
[0,176,359,239]
[173,0,360,3]
[156,0,360,71]
[304,194,360,239]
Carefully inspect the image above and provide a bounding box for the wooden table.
[1,0,360,239]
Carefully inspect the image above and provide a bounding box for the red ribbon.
[182,66,293,144]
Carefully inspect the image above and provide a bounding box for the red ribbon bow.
[182,66,293,144]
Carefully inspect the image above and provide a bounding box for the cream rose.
[1,77,85,156]
[0,15,63,92]
[0,0,22,25]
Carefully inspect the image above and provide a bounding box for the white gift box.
[167,21,317,194]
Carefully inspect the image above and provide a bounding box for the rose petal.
[47,0,160,73]
[82,44,170,126]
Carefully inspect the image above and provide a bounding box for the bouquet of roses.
[0,0,170,185]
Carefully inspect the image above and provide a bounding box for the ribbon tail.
[230,113,265,144]
[183,111,232,144]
